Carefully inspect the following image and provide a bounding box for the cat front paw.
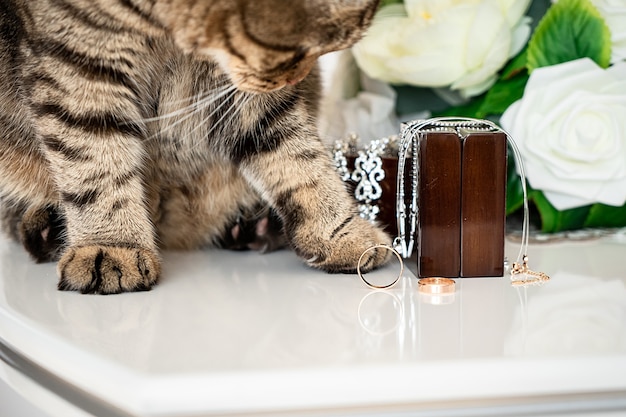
[19,205,66,263]
[57,246,160,294]
[297,217,392,274]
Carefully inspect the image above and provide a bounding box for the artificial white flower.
[501,58,626,210]
[352,0,531,98]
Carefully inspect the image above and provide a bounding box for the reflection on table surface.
[1,233,626,415]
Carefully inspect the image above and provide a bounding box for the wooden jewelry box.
[334,118,507,279]
[413,124,507,278]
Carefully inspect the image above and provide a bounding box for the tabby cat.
[0,0,390,294]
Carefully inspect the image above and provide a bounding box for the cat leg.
[235,123,391,273]
[0,85,66,261]
[49,141,161,294]
[46,130,161,294]
[28,87,160,294]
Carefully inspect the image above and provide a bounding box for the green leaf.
[506,152,525,215]
[532,191,591,233]
[478,73,529,118]
[500,48,528,80]
[584,203,626,228]
[527,0,611,72]
[379,0,403,9]
[441,48,529,119]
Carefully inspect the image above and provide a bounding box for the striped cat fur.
[0,0,390,294]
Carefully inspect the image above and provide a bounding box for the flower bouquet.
[322,0,626,234]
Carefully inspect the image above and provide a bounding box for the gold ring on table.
[417,277,456,294]
[357,244,404,289]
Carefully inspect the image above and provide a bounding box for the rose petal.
[495,0,532,27]
[501,59,626,210]
[352,0,531,95]
[509,17,531,57]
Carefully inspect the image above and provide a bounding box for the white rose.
[352,0,531,98]
[500,58,626,210]
[553,0,626,63]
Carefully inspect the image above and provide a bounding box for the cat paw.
[222,210,286,253]
[19,205,66,263]
[297,217,392,274]
[57,246,160,294]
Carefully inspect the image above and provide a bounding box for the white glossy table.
[1,232,626,417]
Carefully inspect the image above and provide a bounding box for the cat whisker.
[209,91,251,133]
[145,85,238,141]
[187,88,242,142]
[158,87,226,106]
[171,87,240,150]
[182,90,253,155]
[143,83,236,123]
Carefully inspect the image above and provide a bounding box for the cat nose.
[286,67,310,85]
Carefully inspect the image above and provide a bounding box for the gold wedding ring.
[357,244,404,289]
[418,277,456,295]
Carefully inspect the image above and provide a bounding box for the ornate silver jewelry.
[351,140,385,221]
[333,134,397,223]
[333,134,356,182]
